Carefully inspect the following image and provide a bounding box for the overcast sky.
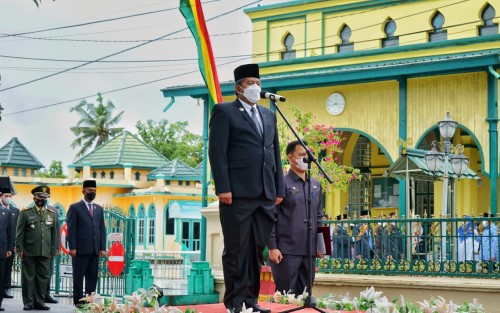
[0,0,282,169]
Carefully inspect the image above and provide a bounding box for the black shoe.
[248,304,271,313]
[23,305,34,311]
[3,294,13,299]
[44,296,58,304]
[0,307,4,311]
[34,304,50,311]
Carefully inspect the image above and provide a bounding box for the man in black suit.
[268,140,323,295]
[0,186,18,300]
[209,63,285,313]
[66,180,106,307]
[0,190,13,311]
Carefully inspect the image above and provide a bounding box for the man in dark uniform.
[0,185,18,299]
[67,180,106,307]
[0,188,13,311]
[268,140,323,295]
[332,214,352,260]
[208,64,284,313]
[352,210,374,260]
[15,185,57,311]
[382,212,404,260]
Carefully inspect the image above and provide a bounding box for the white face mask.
[241,84,261,104]
[482,221,489,227]
[3,198,12,205]
[294,157,308,171]
[342,223,349,228]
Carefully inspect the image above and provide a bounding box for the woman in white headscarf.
[457,216,479,261]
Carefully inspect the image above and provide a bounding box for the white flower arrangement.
[274,286,485,313]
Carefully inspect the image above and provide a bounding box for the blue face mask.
[46,198,51,206]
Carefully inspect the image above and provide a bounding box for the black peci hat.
[336,215,342,221]
[483,212,495,218]
[361,210,370,217]
[234,64,260,81]
[83,180,97,188]
[0,186,11,194]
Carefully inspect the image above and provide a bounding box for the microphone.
[260,90,286,102]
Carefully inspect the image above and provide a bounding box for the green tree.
[70,93,124,159]
[136,119,202,167]
[35,160,67,178]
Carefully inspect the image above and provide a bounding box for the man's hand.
[275,197,283,205]
[6,251,11,258]
[218,192,232,205]
[56,249,61,256]
[269,249,283,264]
[69,249,77,257]
[99,250,107,258]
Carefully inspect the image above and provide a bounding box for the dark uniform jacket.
[0,207,13,260]
[332,225,352,259]
[353,223,374,259]
[382,223,403,260]
[208,99,284,201]
[268,170,323,255]
[66,200,106,256]
[15,206,57,258]
[3,205,19,252]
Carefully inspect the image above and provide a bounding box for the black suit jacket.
[67,200,106,256]
[0,207,12,260]
[208,99,284,201]
[3,205,18,251]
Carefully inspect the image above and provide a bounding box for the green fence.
[318,216,499,277]
[13,208,135,297]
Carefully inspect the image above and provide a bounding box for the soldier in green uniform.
[15,186,57,311]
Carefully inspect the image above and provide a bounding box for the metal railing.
[318,216,500,277]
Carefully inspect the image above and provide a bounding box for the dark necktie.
[88,203,94,217]
[250,107,263,136]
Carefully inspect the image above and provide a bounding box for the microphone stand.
[271,99,333,313]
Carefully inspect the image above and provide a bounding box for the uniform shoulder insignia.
[21,207,31,211]
[47,207,56,213]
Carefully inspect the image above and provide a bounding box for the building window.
[31,169,35,176]
[338,24,354,53]
[281,33,296,60]
[110,171,115,179]
[479,4,498,36]
[135,171,141,181]
[92,171,97,179]
[1,168,5,175]
[100,171,106,179]
[429,11,447,42]
[22,168,27,177]
[13,168,19,176]
[348,136,372,217]
[165,180,171,186]
[186,181,191,187]
[382,18,399,47]
[137,206,146,245]
[165,206,175,235]
[179,181,184,186]
[147,205,156,245]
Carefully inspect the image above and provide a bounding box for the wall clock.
[326,92,345,116]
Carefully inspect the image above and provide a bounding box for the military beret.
[31,185,50,196]
[83,180,97,188]
[234,64,260,81]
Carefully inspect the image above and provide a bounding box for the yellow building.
[163,0,500,219]
[0,132,206,252]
